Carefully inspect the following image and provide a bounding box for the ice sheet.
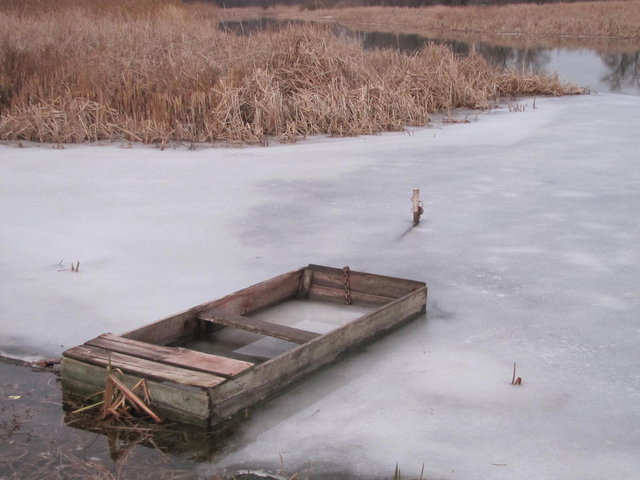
[1,93,639,479]
[250,299,374,331]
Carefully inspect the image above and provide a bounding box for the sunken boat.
[61,265,427,427]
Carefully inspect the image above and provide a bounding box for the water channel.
[220,17,640,96]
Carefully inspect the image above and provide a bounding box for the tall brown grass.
[0,0,582,145]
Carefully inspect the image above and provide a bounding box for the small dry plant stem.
[57,260,80,272]
[512,362,522,385]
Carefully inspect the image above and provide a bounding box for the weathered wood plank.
[307,283,396,305]
[122,308,203,345]
[207,286,427,424]
[196,268,304,316]
[296,268,314,299]
[61,357,210,427]
[308,264,425,299]
[63,345,225,388]
[86,333,253,378]
[198,311,321,345]
[61,377,210,427]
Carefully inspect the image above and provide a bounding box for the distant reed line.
[261,1,640,41]
[0,0,583,145]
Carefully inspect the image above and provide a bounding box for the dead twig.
[103,375,163,424]
[57,261,80,272]
[71,400,105,415]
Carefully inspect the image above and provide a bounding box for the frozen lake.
[1,92,639,478]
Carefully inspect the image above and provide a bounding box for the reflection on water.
[348,28,640,95]
[218,19,640,95]
[474,43,552,74]
[0,361,210,479]
[219,17,305,34]
[600,52,640,92]
[351,28,553,73]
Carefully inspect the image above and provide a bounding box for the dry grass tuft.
[0,0,583,145]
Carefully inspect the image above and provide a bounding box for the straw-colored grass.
[0,0,583,145]
[255,1,640,42]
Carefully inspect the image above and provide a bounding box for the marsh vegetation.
[0,0,582,145]
[227,0,640,45]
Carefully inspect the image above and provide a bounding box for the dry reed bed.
[270,1,640,41]
[0,0,582,145]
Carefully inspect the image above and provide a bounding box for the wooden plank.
[61,378,209,428]
[86,333,253,378]
[296,268,314,299]
[196,268,304,316]
[198,311,321,345]
[122,308,204,345]
[63,345,225,388]
[307,283,396,305]
[208,286,427,424]
[308,264,425,299]
[61,358,210,427]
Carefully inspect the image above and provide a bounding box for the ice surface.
[1,93,640,478]
[250,299,374,331]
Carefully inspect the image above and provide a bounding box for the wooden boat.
[61,265,427,427]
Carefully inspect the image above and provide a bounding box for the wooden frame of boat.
[61,264,427,427]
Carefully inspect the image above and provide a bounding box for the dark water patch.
[0,360,239,479]
[342,27,470,57]
[218,17,306,35]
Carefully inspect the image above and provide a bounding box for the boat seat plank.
[85,333,253,378]
[63,345,225,388]
[197,311,321,345]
